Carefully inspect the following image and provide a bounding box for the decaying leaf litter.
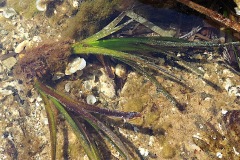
[0,0,240,159]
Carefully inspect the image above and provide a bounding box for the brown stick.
[176,0,240,33]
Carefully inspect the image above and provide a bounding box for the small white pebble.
[216,152,223,158]
[36,96,42,102]
[192,133,201,139]
[65,82,71,92]
[2,57,17,69]
[83,155,89,160]
[221,109,228,115]
[219,37,225,43]
[32,36,42,42]
[199,124,204,129]
[14,40,29,53]
[86,95,97,105]
[73,0,79,8]
[29,98,35,103]
[149,136,155,146]
[35,101,40,107]
[235,7,240,15]
[198,67,205,72]
[0,88,12,96]
[138,147,149,157]
[223,78,232,91]
[43,118,48,125]
[115,64,127,78]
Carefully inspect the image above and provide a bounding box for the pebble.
[0,29,8,35]
[65,82,72,92]
[99,73,116,98]
[223,78,232,91]
[148,136,155,146]
[72,0,79,8]
[2,8,17,19]
[65,57,86,75]
[222,69,234,77]
[42,118,49,125]
[14,40,29,53]
[0,0,6,7]
[138,147,149,157]
[32,36,42,42]
[115,64,127,78]
[86,94,97,105]
[235,7,240,15]
[216,152,223,159]
[0,88,12,96]
[2,57,17,69]
[223,78,240,97]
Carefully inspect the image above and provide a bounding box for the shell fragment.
[65,57,86,75]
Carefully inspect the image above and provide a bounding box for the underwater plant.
[14,9,240,160]
[34,78,141,160]
[193,110,240,159]
[176,0,240,71]
[72,10,240,110]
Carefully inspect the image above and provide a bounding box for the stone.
[2,57,17,69]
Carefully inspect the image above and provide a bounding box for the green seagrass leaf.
[38,90,57,160]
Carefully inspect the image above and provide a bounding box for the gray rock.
[2,56,17,69]
[0,0,6,7]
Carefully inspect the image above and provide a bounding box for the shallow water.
[0,0,240,159]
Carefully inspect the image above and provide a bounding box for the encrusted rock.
[99,71,116,98]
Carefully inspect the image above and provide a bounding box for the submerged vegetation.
[11,0,240,160]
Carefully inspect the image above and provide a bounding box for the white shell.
[65,57,86,75]
[86,95,97,105]
[36,0,47,11]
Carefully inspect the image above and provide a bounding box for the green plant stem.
[49,97,101,160]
